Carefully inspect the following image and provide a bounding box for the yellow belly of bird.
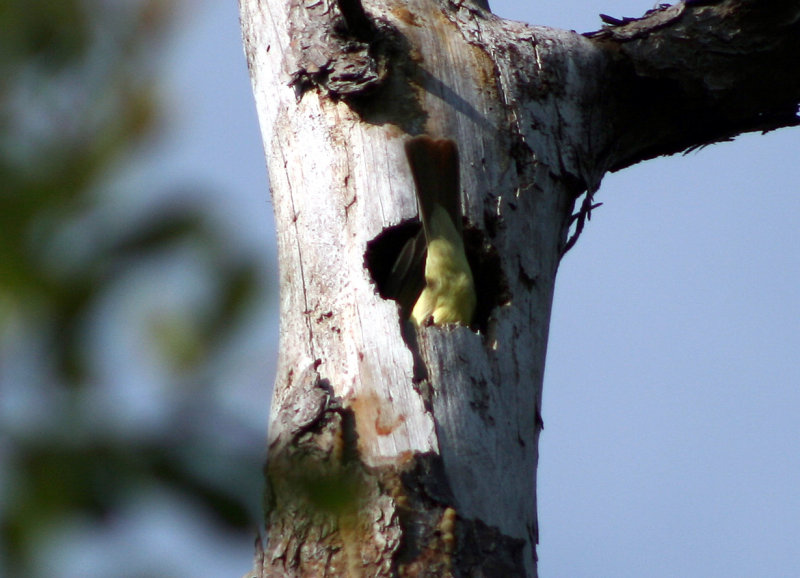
[411,238,476,327]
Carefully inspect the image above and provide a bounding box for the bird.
[390,136,476,327]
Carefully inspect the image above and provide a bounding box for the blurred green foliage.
[0,1,266,575]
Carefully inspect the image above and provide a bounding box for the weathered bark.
[588,0,800,171]
[239,0,799,575]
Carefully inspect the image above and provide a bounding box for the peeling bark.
[239,0,800,575]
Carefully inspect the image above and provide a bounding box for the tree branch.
[586,0,800,172]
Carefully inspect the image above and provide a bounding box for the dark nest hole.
[364,218,508,335]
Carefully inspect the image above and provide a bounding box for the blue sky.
[122,1,800,575]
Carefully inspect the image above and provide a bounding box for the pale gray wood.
[239,0,800,574]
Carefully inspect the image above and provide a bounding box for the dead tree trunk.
[239,0,799,575]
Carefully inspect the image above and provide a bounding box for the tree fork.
[240,0,800,575]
